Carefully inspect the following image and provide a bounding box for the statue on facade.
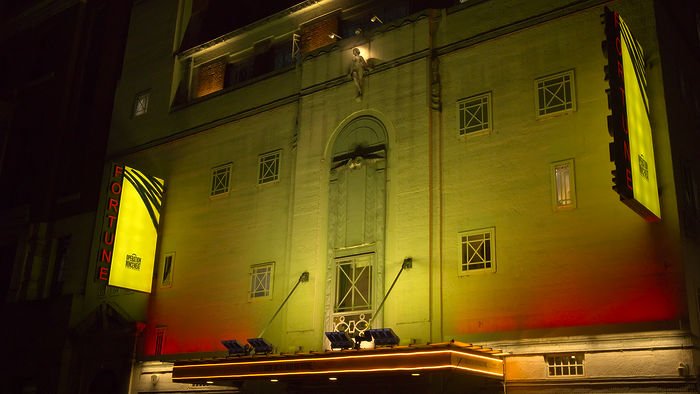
[349,48,370,100]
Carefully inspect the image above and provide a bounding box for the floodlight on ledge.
[367,328,400,347]
[247,338,273,354]
[328,33,342,40]
[325,331,354,350]
[221,339,248,356]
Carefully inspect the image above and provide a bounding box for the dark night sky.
[180,0,303,52]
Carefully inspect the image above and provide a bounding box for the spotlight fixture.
[221,339,248,356]
[370,15,383,24]
[325,331,354,349]
[329,377,338,381]
[367,328,400,346]
[329,33,342,40]
[247,338,273,354]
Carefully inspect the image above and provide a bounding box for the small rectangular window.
[250,262,274,299]
[51,236,70,296]
[547,354,584,376]
[535,70,575,117]
[161,252,175,288]
[155,327,166,356]
[258,150,281,185]
[457,92,491,136]
[133,90,150,117]
[459,227,495,275]
[551,159,576,210]
[210,163,232,197]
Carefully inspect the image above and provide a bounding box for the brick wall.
[301,16,338,54]
[195,58,226,98]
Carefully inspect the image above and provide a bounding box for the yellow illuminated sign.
[108,166,164,293]
[604,9,660,221]
[619,16,660,219]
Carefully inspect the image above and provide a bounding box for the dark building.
[0,1,132,393]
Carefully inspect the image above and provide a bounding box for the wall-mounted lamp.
[370,15,383,24]
[329,33,343,40]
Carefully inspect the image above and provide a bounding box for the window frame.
[535,70,576,118]
[257,150,281,185]
[458,227,496,276]
[545,353,584,377]
[160,252,175,288]
[210,162,232,198]
[132,90,151,117]
[249,262,275,300]
[456,91,492,137]
[154,327,166,356]
[334,254,373,313]
[550,158,577,211]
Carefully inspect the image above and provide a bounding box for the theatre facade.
[90,0,700,392]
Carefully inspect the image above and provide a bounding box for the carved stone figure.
[349,48,369,99]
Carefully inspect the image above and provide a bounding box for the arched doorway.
[324,116,388,345]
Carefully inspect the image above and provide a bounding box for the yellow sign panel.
[619,16,660,220]
[109,166,164,293]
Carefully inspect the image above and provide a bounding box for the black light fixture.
[221,340,248,356]
[370,15,383,24]
[367,328,400,346]
[325,331,354,349]
[247,338,273,354]
[328,33,343,40]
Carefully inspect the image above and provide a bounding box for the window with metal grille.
[551,159,576,210]
[536,70,575,117]
[547,354,584,376]
[459,227,495,274]
[133,90,150,117]
[250,262,274,299]
[258,151,280,184]
[335,255,372,312]
[457,92,491,136]
[210,163,232,197]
